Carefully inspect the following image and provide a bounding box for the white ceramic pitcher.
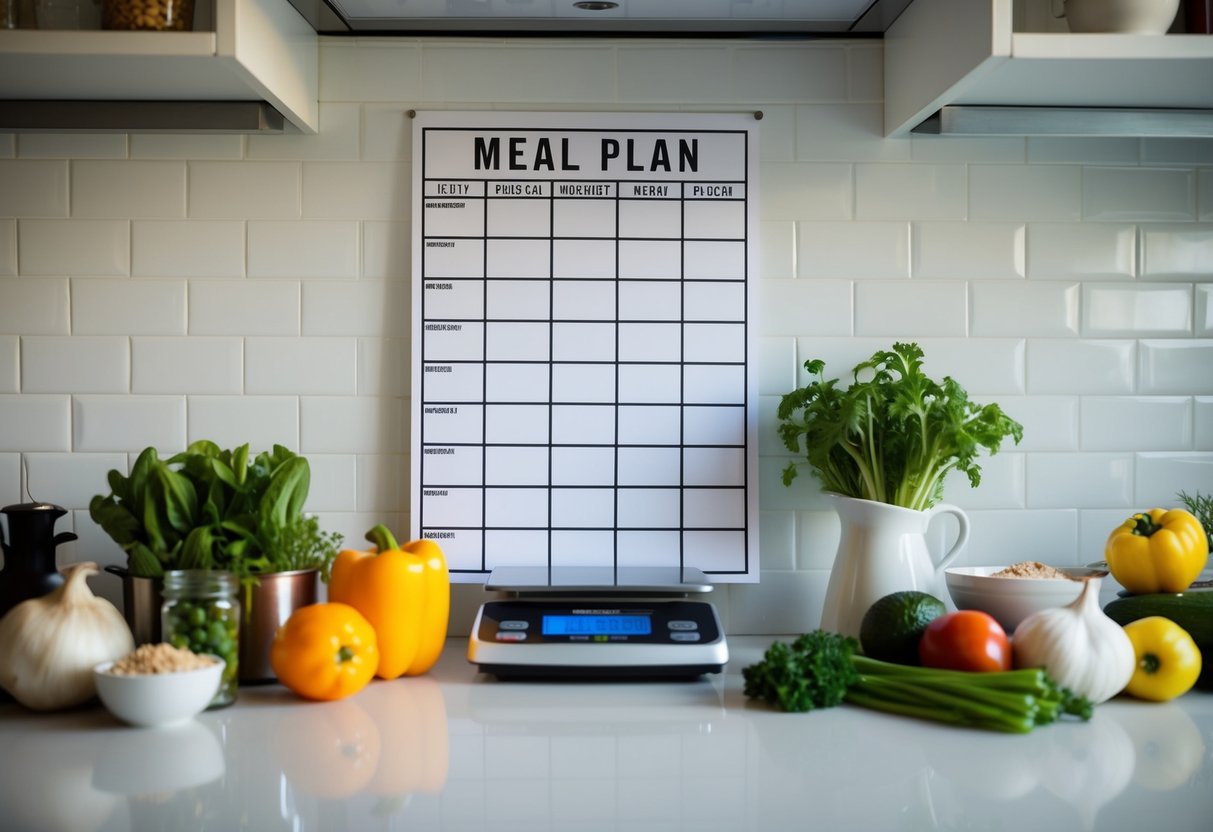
[820,495,970,639]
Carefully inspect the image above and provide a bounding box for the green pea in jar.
[161,570,240,707]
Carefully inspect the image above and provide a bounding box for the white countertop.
[2,636,1211,832]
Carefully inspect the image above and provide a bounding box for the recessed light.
[573,1,620,10]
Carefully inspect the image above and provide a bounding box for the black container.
[1188,0,1213,32]
[0,502,78,619]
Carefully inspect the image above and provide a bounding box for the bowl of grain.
[945,562,1106,633]
[94,643,224,728]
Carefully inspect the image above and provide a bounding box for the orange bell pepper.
[328,525,450,679]
[270,601,379,701]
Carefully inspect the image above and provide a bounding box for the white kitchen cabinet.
[0,0,317,133]
[885,0,1213,136]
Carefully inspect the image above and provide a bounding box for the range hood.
[283,0,912,35]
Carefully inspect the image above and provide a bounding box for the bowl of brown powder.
[945,563,1103,633]
[94,643,224,728]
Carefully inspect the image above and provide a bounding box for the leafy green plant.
[776,342,1023,511]
[1177,490,1213,546]
[89,441,342,583]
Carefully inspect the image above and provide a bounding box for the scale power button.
[495,631,527,642]
[667,620,699,631]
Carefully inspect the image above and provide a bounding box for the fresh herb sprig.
[744,630,1092,733]
[1177,490,1213,546]
[777,342,1023,510]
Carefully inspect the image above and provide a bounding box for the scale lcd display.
[541,614,652,636]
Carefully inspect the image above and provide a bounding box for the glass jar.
[161,570,240,708]
[101,0,193,30]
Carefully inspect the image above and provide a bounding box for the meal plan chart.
[411,111,759,582]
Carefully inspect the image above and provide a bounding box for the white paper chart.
[410,111,759,582]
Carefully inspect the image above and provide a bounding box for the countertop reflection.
[1,637,1211,831]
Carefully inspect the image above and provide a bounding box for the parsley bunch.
[777,342,1023,510]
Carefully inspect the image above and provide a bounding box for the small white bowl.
[94,657,224,729]
[945,565,1102,633]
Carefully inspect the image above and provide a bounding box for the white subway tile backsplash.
[846,45,883,103]
[362,221,408,280]
[321,41,420,103]
[1027,452,1134,509]
[21,336,128,393]
[616,46,731,103]
[132,220,245,278]
[17,133,127,159]
[1026,339,1134,394]
[760,163,852,221]
[910,135,1025,164]
[735,46,847,102]
[759,221,794,279]
[970,165,1081,221]
[757,106,795,163]
[797,222,908,278]
[1201,286,1213,336]
[131,337,243,394]
[0,278,69,334]
[1138,339,1213,394]
[759,453,827,512]
[1077,509,1135,566]
[356,337,408,397]
[1140,139,1213,166]
[1201,170,1213,221]
[188,161,301,219]
[71,161,186,218]
[0,220,14,275]
[1026,137,1137,165]
[915,337,1026,396]
[1081,396,1192,452]
[1081,282,1192,338]
[0,453,19,506]
[362,106,412,163]
[427,43,615,103]
[1196,397,1213,450]
[961,509,1079,567]
[356,453,406,511]
[302,279,407,336]
[757,341,795,399]
[1026,223,1136,281]
[854,280,967,337]
[302,453,358,512]
[129,134,243,160]
[1140,224,1213,279]
[1083,167,1196,222]
[0,336,16,392]
[71,278,186,335]
[914,222,1024,279]
[760,279,851,337]
[794,508,841,571]
[23,452,127,509]
[247,103,361,161]
[245,337,357,395]
[189,280,300,336]
[73,395,185,452]
[1007,396,1079,452]
[187,395,299,452]
[942,452,1025,510]
[0,160,69,217]
[248,221,359,279]
[796,104,910,162]
[0,395,71,451]
[728,570,825,635]
[19,219,129,276]
[0,136,11,159]
[300,396,405,454]
[855,164,966,220]
[302,162,410,220]
[1135,452,1213,506]
[759,509,795,571]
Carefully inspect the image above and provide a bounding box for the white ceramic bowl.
[945,566,1103,634]
[94,657,224,728]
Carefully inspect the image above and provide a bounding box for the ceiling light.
[573,2,620,10]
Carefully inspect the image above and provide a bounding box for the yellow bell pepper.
[1105,508,1209,594]
[1122,616,1203,702]
[270,602,379,701]
[329,525,450,679]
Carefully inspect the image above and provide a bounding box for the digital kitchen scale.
[467,566,728,681]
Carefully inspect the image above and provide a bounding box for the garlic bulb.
[0,561,134,711]
[1012,577,1135,704]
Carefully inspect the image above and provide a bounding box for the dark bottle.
[0,502,78,619]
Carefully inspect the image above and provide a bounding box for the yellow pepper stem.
[366,524,400,552]
[1131,513,1163,536]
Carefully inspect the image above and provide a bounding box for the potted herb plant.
[777,342,1023,637]
[89,441,343,681]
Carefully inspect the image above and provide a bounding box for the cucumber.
[1103,584,1213,691]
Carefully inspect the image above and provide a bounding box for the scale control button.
[495,631,527,642]
[667,620,699,631]
[670,632,701,642]
[499,620,529,630]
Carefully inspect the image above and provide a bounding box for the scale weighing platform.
[467,566,728,680]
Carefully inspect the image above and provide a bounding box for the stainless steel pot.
[238,569,319,683]
[106,565,162,645]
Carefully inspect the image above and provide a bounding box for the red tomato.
[918,610,1011,672]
